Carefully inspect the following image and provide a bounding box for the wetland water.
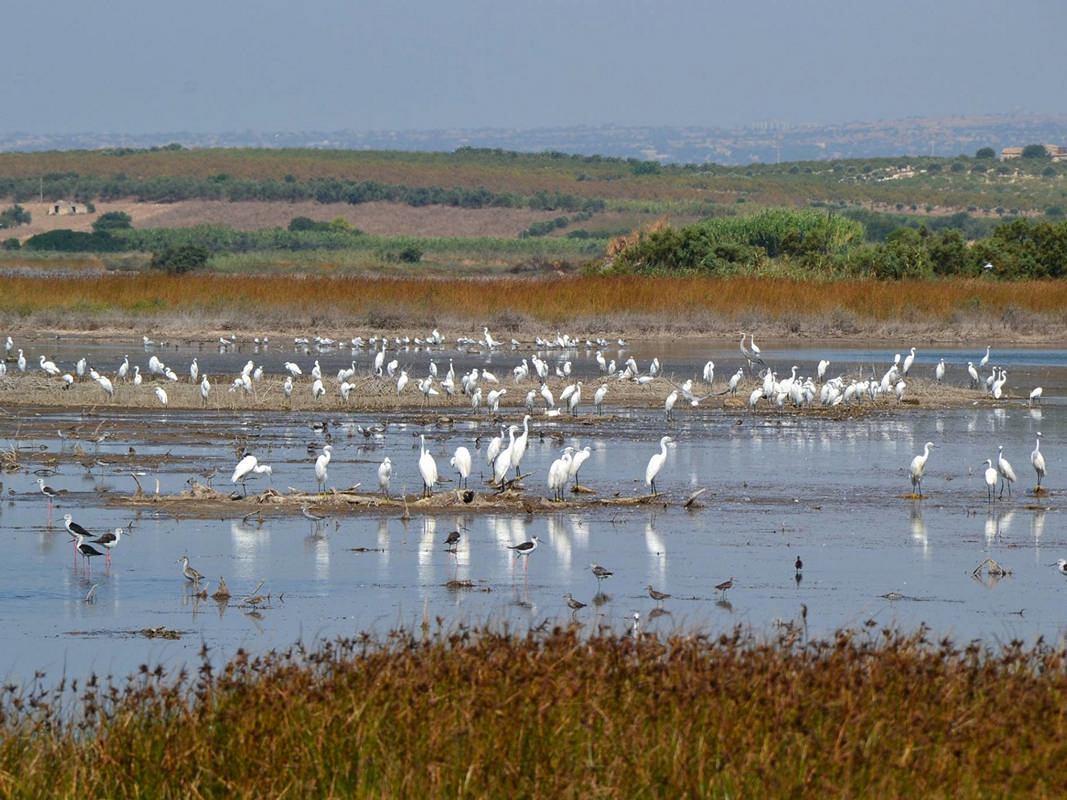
[0,334,1064,687]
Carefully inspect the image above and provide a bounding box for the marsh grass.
[2,625,1066,797]
[1,273,1065,340]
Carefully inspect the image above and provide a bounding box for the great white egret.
[232,452,272,496]
[419,434,438,497]
[645,435,673,495]
[493,425,519,488]
[997,445,1016,498]
[902,347,916,376]
[966,362,979,388]
[1032,432,1046,490]
[510,415,531,478]
[935,359,945,383]
[315,445,332,493]
[909,441,935,497]
[450,446,472,489]
[568,445,592,488]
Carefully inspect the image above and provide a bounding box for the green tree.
[1021,144,1051,159]
[0,204,31,228]
[91,211,133,232]
[975,147,996,159]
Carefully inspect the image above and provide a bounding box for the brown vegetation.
[0,273,1065,342]
[4,626,1067,796]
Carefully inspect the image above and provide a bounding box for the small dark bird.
[444,530,461,550]
[590,563,613,587]
[715,577,734,598]
[565,592,586,612]
[795,555,803,572]
[646,584,671,604]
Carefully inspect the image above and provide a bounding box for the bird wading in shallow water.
[909,441,935,497]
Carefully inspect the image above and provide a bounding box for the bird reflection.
[716,598,734,613]
[1031,509,1046,543]
[909,503,928,556]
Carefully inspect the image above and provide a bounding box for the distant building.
[1001,144,1067,161]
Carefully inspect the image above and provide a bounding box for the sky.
[5,0,1065,135]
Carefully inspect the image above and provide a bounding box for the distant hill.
[2,114,1065,165]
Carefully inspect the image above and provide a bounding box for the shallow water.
[0,333,1065,687]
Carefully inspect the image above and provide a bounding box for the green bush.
[0,204,31,228]
[92,211,133,232]
[151,244,210,273]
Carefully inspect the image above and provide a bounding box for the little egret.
[378,456,392,497]
[232,452,272,496]
[935,359,945,383]
[645,435,673,495]
[983,459,998,503]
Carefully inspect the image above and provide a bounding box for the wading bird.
[909,441,935,497]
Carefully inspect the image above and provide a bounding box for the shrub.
[151,244,210,273]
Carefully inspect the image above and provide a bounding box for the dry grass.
[0,273,1066,341]
[3,625,1067,797]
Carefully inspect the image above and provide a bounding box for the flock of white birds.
[4,330,1049,502]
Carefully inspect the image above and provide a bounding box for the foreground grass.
[1,272,1066,339]
[3,625,1066,797]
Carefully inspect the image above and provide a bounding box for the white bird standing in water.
[154,386,168,406]
[450,446,472,489]
[645,435,672,495]
[200,374,211,405]
[315,444,333,493]
[1029,432,1047,492]
[377,456,392,497]
[419,434,438,497]
[909,441,935,497]
[983,459,998,503]
[997,445,1016,499]
[934,358,945,383]
[231,451,272,496]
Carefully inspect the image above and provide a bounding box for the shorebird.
[231,451,272,496]
[646,585,671,605]
[590,562,613,589]
[565,593,587,613]
[301,503,325,522]
[1032,432,1046,490]
[1050,559,1067,576]
[91,527,125,567]
[794,555,803,573]
[38,477,59,505]
[444,530,461,551]
[76,540,104,576]
[507,535,539,573]
[178,555,204,584]
[715,577,734,599]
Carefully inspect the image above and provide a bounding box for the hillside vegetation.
[1,145,1066,283]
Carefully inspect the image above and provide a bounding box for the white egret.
[997,445,1016,498]
[510,415,532,478]
[935,358,945,383]
[396,370,409,395]
[664,390,678,421]
[645,435,672,495]
[315,445,333,493]
[547,451,572,501]
[418,434,438,497]
[979,345,991,368]
[190,358,199,383]
[568,381,582,416]
[593,384,608,414]
[1032,432,1046,490]
[117,356,129,381]
[1029,387,1043,406]
[485,428,504,468]
[966,361,980,388]
[568,445,591,489]
[231,452,272,496]
[378,456,392,497]
[284,361,303,378]
[311,378,326,399]
[983,459,998,503]
[200,374,211,405]
[39,355,61,376]
[283,375,293,400]
[132,365,142,385]
[902,347,916,377]
[450,446,472,489]
[493,425,519,487]
[154,386,168,406]
[748,333,762,358]
[96,374,114,401]
[817,360,830,382]
[16,350,26,372]
[909,441,935,497]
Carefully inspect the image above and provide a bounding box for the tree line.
[608,209,1067,280]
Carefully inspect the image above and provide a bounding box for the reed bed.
[2,625,1066,797]
[1,273,1066,340]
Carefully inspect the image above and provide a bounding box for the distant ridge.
[2,114,1065,166]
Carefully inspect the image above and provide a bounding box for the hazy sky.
[5,0,1064,135]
